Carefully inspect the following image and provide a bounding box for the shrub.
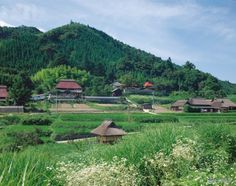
[1,115,20,125]
[0,119,8,126]
[22,116,52,125]
[7,131,44,150]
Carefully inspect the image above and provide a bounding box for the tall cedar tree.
[10,72,34,105]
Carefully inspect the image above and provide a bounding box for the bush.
[1,115,21,125]
[8,131,44,149]
[22,116,52,125]
[0,119,8,126]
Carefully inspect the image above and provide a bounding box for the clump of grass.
[0,149,58,185]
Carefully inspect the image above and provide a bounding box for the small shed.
[91,120,126,144]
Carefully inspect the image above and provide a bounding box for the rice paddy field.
[0,112,236,185]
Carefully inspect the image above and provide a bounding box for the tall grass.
[0,149,58,186]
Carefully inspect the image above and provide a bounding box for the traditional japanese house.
[171,98,236,112]
[54,79,82,100]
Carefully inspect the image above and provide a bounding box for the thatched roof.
[172,98,236,109]
[171,100,188,107]
[214,99,236,108]
[188,98,212,106]
[91,120,126,136]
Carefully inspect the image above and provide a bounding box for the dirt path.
[152,105,172,113]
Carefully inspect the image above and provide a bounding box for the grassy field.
[0,112,236,185]
[0,112,178,143]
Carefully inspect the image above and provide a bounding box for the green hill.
[0,22,235,97]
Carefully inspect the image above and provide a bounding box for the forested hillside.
[0,22,236,97]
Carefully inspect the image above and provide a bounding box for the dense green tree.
[9,72,33,105]
[32,65,89,92]
[183,61,196,70]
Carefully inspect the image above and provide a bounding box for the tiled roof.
[172,100,188,107]
[56,79,81,89]
[188,98,212,106]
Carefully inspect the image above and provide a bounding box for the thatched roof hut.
[91,120,126,143]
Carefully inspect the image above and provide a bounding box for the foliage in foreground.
[1,119,236,185]
[0,150,58,185]
[58,124,236,186]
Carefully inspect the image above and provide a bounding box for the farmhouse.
[91,120,126,144]
[0,85,8,101]
[54,79,82,100]
[171,98,236,112]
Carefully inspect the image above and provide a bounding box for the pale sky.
[0,0,236,83]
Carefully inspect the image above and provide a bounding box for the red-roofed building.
[54,79,82,100]
[144,81,153,88]
[56,79,82,92]
[0,85,8,101]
